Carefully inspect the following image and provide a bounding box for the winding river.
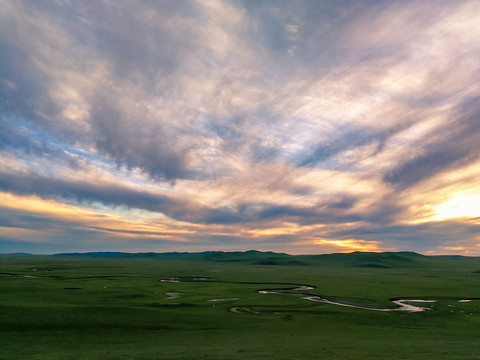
[258,286,436,312]
[159,277,477,313]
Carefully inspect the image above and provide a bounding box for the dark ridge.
[354,263,389,268]
[3,251,477,268]
[54,252,129,257]
[252,258,307,266]
[2,252,34,256]
[299,251,434,268]
[434,255,466,258]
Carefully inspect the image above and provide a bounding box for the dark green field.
[1,251,480,359]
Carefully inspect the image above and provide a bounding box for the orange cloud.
[311,238,382,253]
[0,191,194,242]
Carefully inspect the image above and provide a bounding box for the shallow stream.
[159,277,478,313]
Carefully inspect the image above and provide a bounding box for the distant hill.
[52,250,307,265]
[4,250,478,268]
[53,251,214,261]
[201,250,307,265]
[1,252,35,256]
[299,251,429,268]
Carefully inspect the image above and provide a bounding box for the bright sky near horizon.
[1,0,480,255]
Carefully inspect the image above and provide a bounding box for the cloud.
[1,0,480,254]
[0,168,199,220]
[330,219,480,254]
[0,191,196,252]
[89,91,190,181]
[384,97,480,188]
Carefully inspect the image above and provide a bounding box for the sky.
[1,0,480,255]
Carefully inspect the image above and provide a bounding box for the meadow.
[1,251,480,359]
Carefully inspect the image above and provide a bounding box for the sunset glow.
[431,193,480,221]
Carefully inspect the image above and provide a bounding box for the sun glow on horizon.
[311,238,382,253]
[429,192,480,222]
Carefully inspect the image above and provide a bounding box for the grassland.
[1,251,480,359]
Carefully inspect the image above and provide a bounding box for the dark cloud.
[298,126,381,168]
[89,92,189,181]
[260,205,320,220]
[0,1,207,181]
[0,2,87,139]
[203,114,283,164]
[0,35,58,130]
[200,197,362,226]
[297,116,420,169]
[330,219,480,253]
[0,167,365,227]
[0,170,184,216]
[385,97,480,188]
[200,205,252,225]
[80,1,199,88]
[0,207,68,231]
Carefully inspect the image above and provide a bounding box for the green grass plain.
[1,252,480,359]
